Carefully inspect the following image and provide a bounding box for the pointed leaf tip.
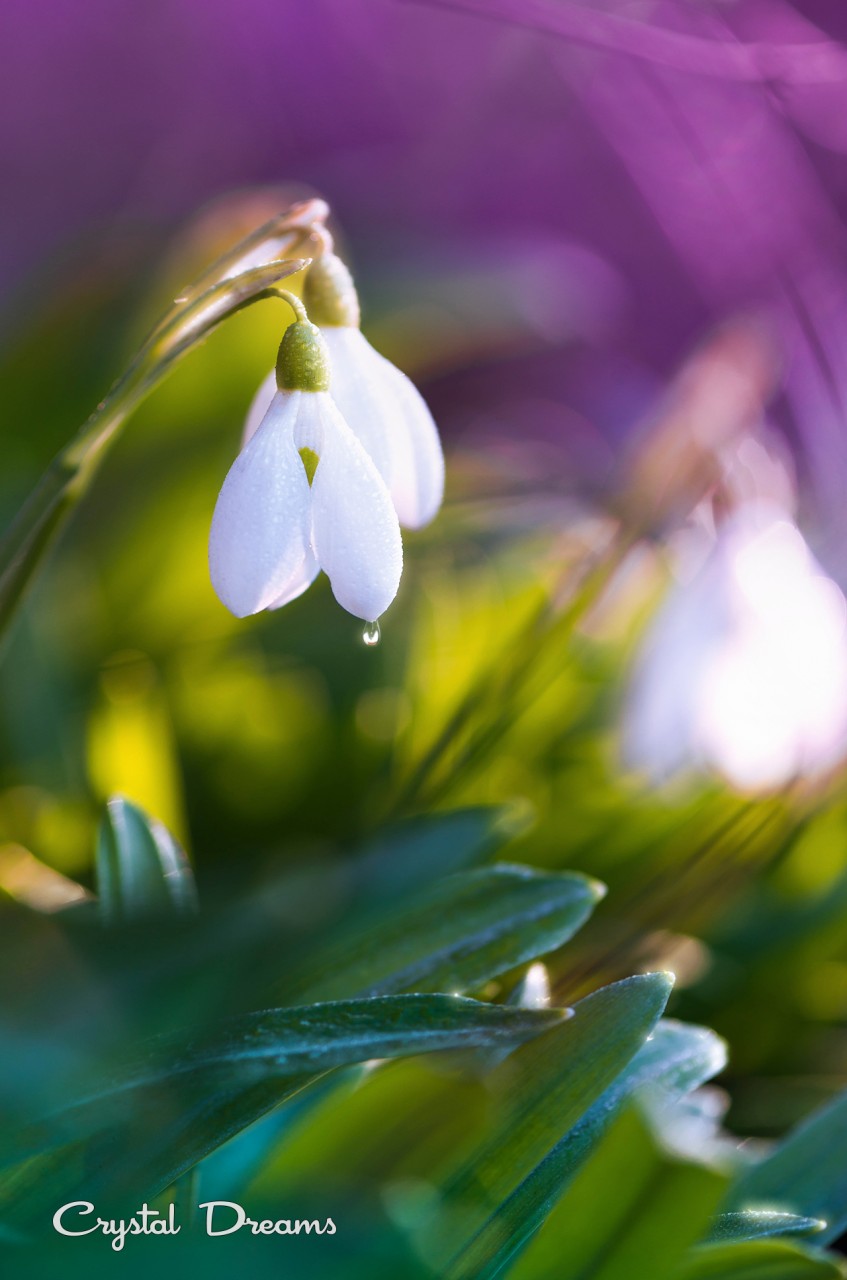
[96,796,196,924]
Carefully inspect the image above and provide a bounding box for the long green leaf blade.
[5,995,562,1218]
[727,1088,847,1244]
[421,971,674,1275]
[511,1107,727,1280]
[710,1212,827,1244]
[192,862,599,1199]
[284,865,605,1003]
[450,1018,727,1280]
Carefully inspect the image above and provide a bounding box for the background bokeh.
[6,1,847,1252]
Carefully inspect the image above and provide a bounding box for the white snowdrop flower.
[209,316,402,623]
[243,253,444,530]
[624,504,847,791]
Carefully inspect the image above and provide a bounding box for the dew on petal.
[362,620,381,647]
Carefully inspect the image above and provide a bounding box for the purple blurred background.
[5,0,847,559]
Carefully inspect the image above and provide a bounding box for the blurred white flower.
[625,505,847,791]
[209,320,402,622]
[243,253,444,529]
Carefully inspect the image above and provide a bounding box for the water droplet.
[362,620,381,647]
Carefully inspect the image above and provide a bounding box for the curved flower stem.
[0,205,327,649]
[274,290,310,325]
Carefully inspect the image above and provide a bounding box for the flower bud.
[303,253,361,328]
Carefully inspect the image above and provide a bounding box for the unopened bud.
[303,253,361,328]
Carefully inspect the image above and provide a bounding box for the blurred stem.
[557,797,791,997]
[0,200,329,652]
[392,526,636,815]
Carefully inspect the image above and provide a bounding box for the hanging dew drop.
[362,620,381,647]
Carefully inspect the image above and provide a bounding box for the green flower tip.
[299,446,320,485]
[276,320,331,392]
[303,253,361,328]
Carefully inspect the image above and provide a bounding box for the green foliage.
[282,864,604,1002]
[710,1213,827,1244]
[7,995,561,1214]
[97,795,197,922]
[3,210,847,1278]
[447,1018,729,1279]
[727,1087,847,1244]
[429,974,674,1276]
[509,1108,727,1280]
[674,1241,844,1280]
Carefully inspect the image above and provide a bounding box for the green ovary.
[299,447,320,486]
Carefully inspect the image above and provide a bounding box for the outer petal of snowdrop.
[319,327,397,483]
[209,392,313,617]
[370,346,445,529]
[242,368,276,449]
[624,556,730,781]
[625,504,847,791]
[320,325,445,529]
[696,520,847,789]
[267,548,320,610]
[303,396,403,621]
[243,329,445,530]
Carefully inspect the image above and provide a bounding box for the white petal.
[623,558,729,781]
[624,507,847,791]
[322,328,445,529]
[267,548,320,610]
[209,392,313,617]
[370,346,444,529]
[298,394,403,621]
[242,368,277,449]
[319,327,396,481]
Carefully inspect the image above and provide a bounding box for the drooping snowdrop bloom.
[625,504,847,792]
[243,253,444,530]
[209,316,403,622]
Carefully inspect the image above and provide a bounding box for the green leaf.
[191,862,596,1199]
[283,865,605,1003]
[420,971,674,1276]
[55,859,600,1037]
[96,796,196,923]
[440,1015,725,1280]
[0,858,600,1179]
[710,1213,827,1244]
[353,807,517,901]
[194,1072,344,1200]
[511,1107,728,1280]
[727,1088,847,1243]
[673,1240,845,1280]
[5,995,562,1219]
